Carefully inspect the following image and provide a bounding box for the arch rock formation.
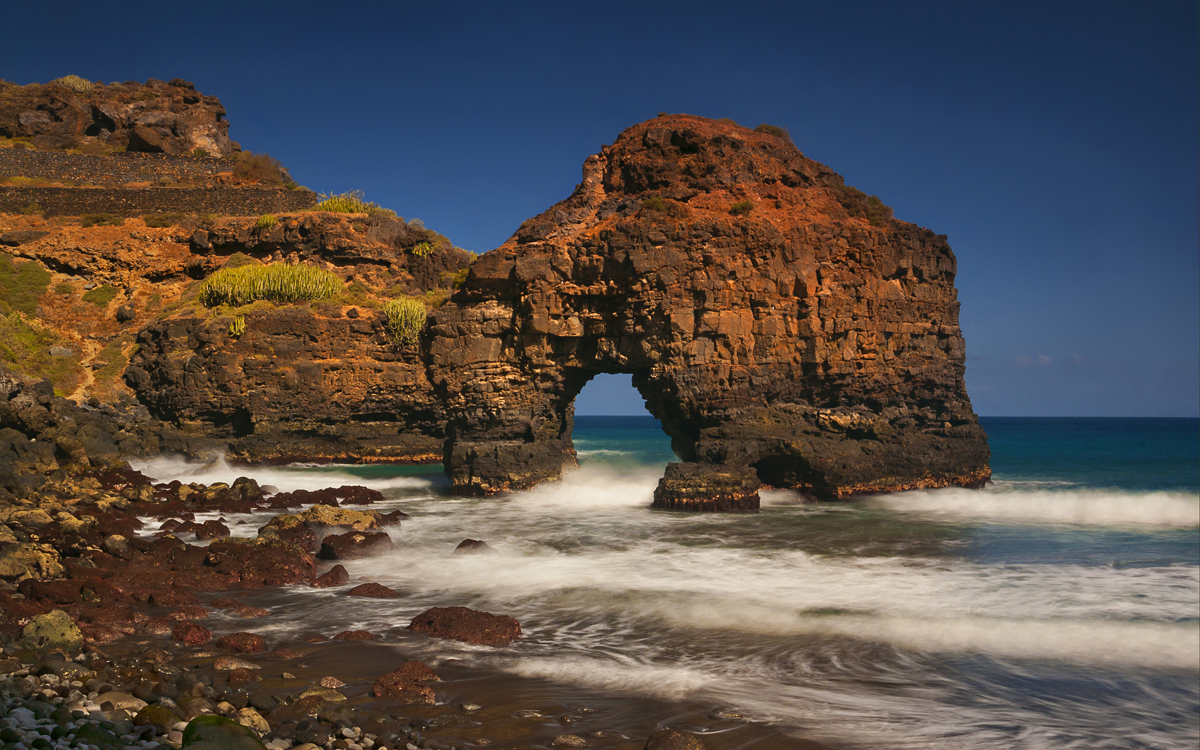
[427,115,990,509]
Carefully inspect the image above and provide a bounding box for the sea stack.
[429,114,990,506]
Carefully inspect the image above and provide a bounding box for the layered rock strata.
[428,114,989,504]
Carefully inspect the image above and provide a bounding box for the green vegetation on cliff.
[383,297,426,349]
[198,263,343,307]
[0,253,51,315]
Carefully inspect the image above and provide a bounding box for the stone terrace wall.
[0,186,317,217]
[0,148,231,185]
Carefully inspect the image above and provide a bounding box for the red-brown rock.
[171,620,211,645]
[407,606,521,647]
[215,632,265,654]
[346,582,400,598]
[318,531,396,561]
[371,660,440,704]
[312,565,350,588]
[332,630,376,641]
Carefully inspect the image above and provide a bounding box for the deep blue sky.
[4,1,1197,416]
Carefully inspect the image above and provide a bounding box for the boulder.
[21,609,83,653]
[134,703,181,732]
[312,564,349,588]
[171,621,211,646]
[371,660,439,704]
[652,463,760,512]
[345,582,399,598]
[0,543,65,582]
[453,539,494,554]
[181,714,267,750]
[216,632,265,654]
[645,729,707,750]
[317,531,395,560]
[407,606,521,646]
[0,231,49,247]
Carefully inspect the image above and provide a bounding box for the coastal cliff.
[430,115,989,503]
[2,90,988,505]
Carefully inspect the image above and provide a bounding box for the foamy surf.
[130,453,436,494]
[871,486,1200,527]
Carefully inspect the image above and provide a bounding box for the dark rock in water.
[408,606,521,647]
[312,564,350,588]
[652,463,760,512]
[453,539,494,554]
[318,531,396,561]
[332,630,375,641]
[0,230,50,246]
[215,632,265,654]
[133,703,179,732]
[371,660,439,704]
[194,520,230,540]
[346,582,400,598]
[645,729,707,750]
[171,620,211,646]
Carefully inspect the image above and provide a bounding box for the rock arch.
[427,115,990,508]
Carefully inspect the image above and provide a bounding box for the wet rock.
[260,648,303,661]
[553,735,588,748]
[236,706,270,733]
[645,729,707,750]
[171,621,211,646]
[216,632,266,654]
[134,703,180,732]
[371,660,439,705]
[22,609,83,653]
[317,531,396,560]
[298,686,346,703]
[345,582,400,598]
[407,606,521,647]
[332,630,375,641]
[453,539,494,554]
[652,463,760,512]
[181,714,268,749]
[312,564,350,588]
[214,656,261,671]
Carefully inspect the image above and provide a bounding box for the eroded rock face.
[0,78,237,156]
[428,114,989,502]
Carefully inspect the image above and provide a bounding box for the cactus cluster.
[198,263,342,307]
[52,75,94,93]
[383,297,427,349]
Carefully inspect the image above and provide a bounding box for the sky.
[3,0,1197,417]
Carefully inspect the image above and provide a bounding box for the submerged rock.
[645,729,707,750]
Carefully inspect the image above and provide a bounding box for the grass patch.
[729,200,755,216]
[0,311,82,394]
[410,241,433,257]
[82,285,118,307]
[0,253,51,316]
[256,214,277,229]
[754,123,790,139]
[228,315,246,337]
[81,213,124,228]
[717,117,739,126]
[91,340,130,398]
[640,196,690,219]
[143,212,185,228]
[198,263,343,307]
[53,282,73,295]
[383,297,426,349]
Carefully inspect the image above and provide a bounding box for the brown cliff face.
[429,114,989,502]
[0,77,235,156]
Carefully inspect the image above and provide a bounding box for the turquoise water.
[138,417,1200,749]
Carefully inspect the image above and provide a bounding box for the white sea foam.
[130,453,434,494]
[871,486,1200,527]
[500,656,714,700]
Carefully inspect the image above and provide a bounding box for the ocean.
[135,417,1200,749]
